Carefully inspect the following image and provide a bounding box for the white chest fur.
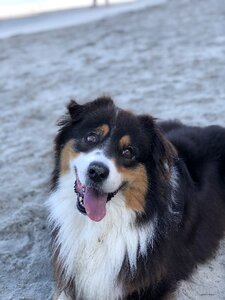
[47,172,155,300]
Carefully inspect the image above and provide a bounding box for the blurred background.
[0,0,225,299]
[0,0,136,18]
[0,0,155,38]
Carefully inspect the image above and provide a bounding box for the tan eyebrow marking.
[96,124,110,136]
[119,135,131,148]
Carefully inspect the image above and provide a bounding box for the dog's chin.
[74,176,125,222]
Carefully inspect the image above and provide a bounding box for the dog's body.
[47,98,225,300]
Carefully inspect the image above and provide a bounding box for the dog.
[47,97,225,300]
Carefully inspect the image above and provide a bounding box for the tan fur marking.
[119,135,131,148]
[97,124,110,136]
[119,164,148,212]
[60,139,79,174]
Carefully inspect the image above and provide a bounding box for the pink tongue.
[84,187,108,222]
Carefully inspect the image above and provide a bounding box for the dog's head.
[53,97,176,222]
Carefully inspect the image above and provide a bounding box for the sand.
[0,0,225,299]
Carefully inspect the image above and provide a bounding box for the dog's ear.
[139,115,176,176]
[85,96,114,111]
[91,96,114,107]
[67,97,114,122]
[67,100,85,123]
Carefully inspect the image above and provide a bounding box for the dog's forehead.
[82,107,139,134]
[112,109,142,139]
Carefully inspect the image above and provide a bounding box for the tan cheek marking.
[60,139,79,174]
[97,124,110,136]
[119,135,131,148]
[118,164,148,213]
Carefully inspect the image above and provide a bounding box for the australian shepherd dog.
[47,97,225,300]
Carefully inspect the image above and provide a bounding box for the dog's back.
[161,121,225,185]
[160,121,225,261]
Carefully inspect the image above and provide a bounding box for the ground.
[0,0,225,299]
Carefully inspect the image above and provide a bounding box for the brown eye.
[122,147,134,160]
[86,132,98,144]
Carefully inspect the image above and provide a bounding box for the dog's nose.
[88,162,109,183]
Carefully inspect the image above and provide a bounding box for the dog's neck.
[47,171,156,300]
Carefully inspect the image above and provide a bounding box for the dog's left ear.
[67,100,85,123]
[139,115,177,176]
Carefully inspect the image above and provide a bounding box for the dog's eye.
[122,147,134,160]
[86,132,99,144]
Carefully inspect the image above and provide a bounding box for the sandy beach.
[0,0,225,299]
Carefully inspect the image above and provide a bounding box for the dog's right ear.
[67,100,84,123]
[139,114,177,178]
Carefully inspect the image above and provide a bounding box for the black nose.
[88,162,109,183]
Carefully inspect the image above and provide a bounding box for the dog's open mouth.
[74,174,124,222]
